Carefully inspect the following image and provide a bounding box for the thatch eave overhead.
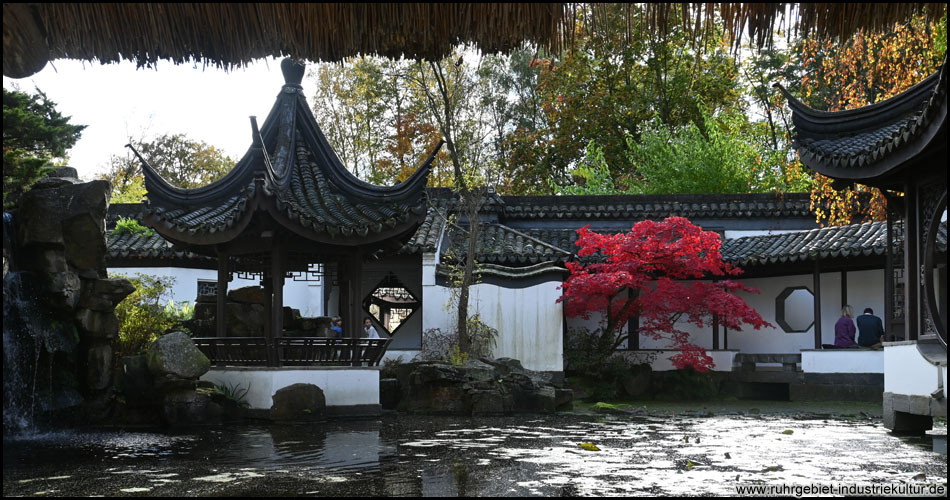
[4,3,947,79]
[2,3,565,78]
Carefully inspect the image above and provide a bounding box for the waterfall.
[2,212,81,434]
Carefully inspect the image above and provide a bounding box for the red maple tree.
[558,217,772,372]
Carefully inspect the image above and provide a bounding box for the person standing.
[834,305,857,348]
[856,307,885,348]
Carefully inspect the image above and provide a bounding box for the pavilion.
[132,58,441,367]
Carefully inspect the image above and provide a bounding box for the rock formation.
[4,168,134,428]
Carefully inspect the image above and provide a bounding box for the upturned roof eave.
[780,55,948,184]
[138,58,436,248]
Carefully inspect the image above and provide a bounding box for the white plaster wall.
[475,281,564,372]
[564,269,886,357]
[201,367,379,409]
[723,269,884,354]
[800,350,884,373]
[422,260,563,372]
[108,266,325,316]
[883,342,941,396]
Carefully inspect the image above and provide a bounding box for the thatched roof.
[3,3,564,78]
[4,3,947,79]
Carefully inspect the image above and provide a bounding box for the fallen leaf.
[578,443,600,452]
[781,429,794,435]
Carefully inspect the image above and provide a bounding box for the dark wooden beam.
[271,241,285,366]
[712,313,720,350]
[347,252,363,365]
[905,184,919,341]
[263,275,273,364]
[813,261,822,349]
[216,249,229,338]
[840,269,848,310]
[627,288,639,350]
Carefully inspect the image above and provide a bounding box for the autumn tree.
[793,14,945,225]
[3,87,86,206]
[504,4,742,194]
[559,217,771,372]
[99,132,235,202]
[409,49,505,354]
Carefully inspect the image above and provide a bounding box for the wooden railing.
[192,337,391,367]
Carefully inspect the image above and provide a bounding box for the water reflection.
[3,414,947,497]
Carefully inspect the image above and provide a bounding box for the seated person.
[362,317,381,339]
[330,316,343,338]
[834,305,857,348]
[856,307,885,348]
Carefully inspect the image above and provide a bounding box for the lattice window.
[362,272,420,336]
[197,280,217,297]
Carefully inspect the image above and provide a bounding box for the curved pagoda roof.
[138,58,440,253]
[779,55,947,189]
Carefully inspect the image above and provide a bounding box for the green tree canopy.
[100,132,235,202]
[3,86,86,205]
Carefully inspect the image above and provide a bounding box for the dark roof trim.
[779,55,948,184]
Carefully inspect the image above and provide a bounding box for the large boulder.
[163,389,225,426]
[399,358,569,416]
[146,331,211,380]
[270,383,326,421]
[79,278,135,312]
[75,308,119,338]
[86,344,113,391]
[18,179,109,251]
[118,355,158,404]
[228,286,266,305]
[191,302,266,337]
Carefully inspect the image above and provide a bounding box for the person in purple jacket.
[834,305,857,347]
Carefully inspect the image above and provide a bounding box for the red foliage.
[558,217,772,371]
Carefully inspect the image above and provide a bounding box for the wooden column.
[712,313,720,350]
[627,288,639,350]
[216,250,229,338]
[271,243,285,366]
[905,185,919,340]
[840,270,848,310]
[813,261,822,349]
[711,280,719,350]
[346,253,363,365]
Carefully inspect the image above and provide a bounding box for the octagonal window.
[362,273,420,336]
[775,286,814,333]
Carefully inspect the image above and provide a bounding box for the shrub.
[111,217,154,238]
[380,355,406,379]
[419,314,497,363]
[111,272,177,357]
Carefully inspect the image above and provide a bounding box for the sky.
[3,56,292,180]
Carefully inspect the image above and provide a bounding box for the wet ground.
[3,402,947,497]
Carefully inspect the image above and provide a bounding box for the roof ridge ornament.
[249,116,276,187]
[281,57,305,89]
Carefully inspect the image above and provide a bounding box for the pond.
[3,408,947,497]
